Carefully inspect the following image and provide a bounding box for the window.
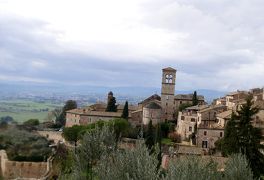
[180,101,182,104]
[191,118,195,122]
[166,103,168,106]
[181,116,185,120]
[166,96,169,100]
[204,131,207,136]
[220,132,223,137]
[202,141,208,148]
[165,74,173,83]
[189,126,192,132]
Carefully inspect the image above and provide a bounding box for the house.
[176,105,208,140]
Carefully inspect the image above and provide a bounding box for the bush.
[23,119,39,126]
[0,127,51,162]
[168,132,182,143]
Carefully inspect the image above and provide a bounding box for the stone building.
[142,102,162,125]
[65,100,137,127]
[197,126,224,149]
[176,105,208,140]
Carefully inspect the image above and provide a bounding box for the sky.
[0,0,264,91]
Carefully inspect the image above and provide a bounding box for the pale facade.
[142,102,162,125]
[176,111,197,140]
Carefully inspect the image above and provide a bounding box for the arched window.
[165,74,173,83]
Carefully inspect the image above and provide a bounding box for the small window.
[191,118,195,122]
[166,103,168,106]
[181,116,185,120]
[180,101,182,104]
[189,126,192,132]
[166,96,169,100]
[204,131,207,136]
[202,141,208,148]
[220,132,223,137]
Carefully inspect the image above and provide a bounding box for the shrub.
[168,132,181,143]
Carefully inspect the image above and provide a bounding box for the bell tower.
[161,67,176,121]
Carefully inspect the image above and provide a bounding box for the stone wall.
[0,150,50,179]
[197,128,224,149]
[37,131,64,144]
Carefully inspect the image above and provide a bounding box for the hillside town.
[65,67,264,152]
[0,67,264,179]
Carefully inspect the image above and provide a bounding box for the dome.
[108,91,113,95]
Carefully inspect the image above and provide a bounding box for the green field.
[0,99,63,123]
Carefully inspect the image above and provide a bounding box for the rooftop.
[175,94,204,101]
[162,67,177,72]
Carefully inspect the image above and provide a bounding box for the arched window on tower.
[165,74,173,83]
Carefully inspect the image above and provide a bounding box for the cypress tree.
[219,96,264,178]
[106,96,117,112]
[145,120,155,150]
[235,96,264,178]
[121,101,129,119]
[192,91,199,106]
[221,112,240,156]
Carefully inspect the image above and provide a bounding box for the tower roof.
[162,67,177,72]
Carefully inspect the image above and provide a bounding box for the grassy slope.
[0,100,62,123]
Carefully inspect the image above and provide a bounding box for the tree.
[145,120,155,150]
[216,112,239,156]
[23,119,39,126]
[57,100,77,126]
[121,101,129,119]
[218,96,264,178]
[63,126,117,180]
[63,125,84,151]
[235,96,264,178]
[192,91,199,106]
[95,142,160,180]
[106,93,117,112]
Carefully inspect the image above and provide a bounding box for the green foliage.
[192,91,199,106]
[164,156,220,180]
[164,154,253,180]
[63,126,117,179]
[160,122,175,138]
[219,96,264,178]
[145,120,155,150]
[63,125,85,146]
[0,116,14,124]
[0,127,51,162]
[223,154,253,180]
[121,101,129,119]
[179,103,192,111]
[106,96,117,112]
[108,118,130,140]
[216,112,239,156]
[23,118,39,126]
[59,124,255,180]
[57,100,77,127]
[96,142,160,180]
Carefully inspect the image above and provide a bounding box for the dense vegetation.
[59,126,254,180]
[216,96,264,178]
[0,127,51,162]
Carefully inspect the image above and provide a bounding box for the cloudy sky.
[0,0,264,91]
